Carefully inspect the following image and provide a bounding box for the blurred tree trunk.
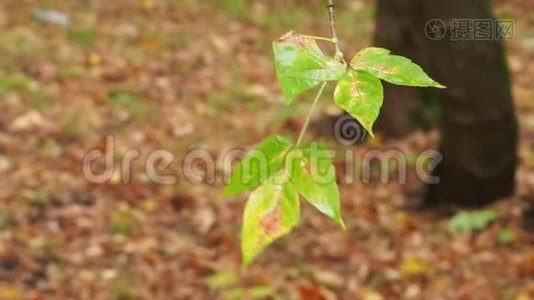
[373,0,428,137]
[374,0,518,206]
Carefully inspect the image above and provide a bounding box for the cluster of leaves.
[274,32,444,136]
[223,136,342,265]
[448,209,499,234]
[223,31,444,265]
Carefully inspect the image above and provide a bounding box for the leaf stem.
[296,81,328,147]
[302,35,337,44]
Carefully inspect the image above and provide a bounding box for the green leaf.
[274,31,346,104]
[223,136,293,197]
[470,210,499,230]
[241,178,300,265]
[204,270,239,290]
[498,227,514,245]
[351,47,445,88]
[247,285,276,298]
[287,143,344,228]
[334,70,384,137]
[448,209,499,234]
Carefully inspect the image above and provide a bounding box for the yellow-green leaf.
[400,257,433,277]
[351,47,445,88]
[334,70,384,137]
[241,178,300,265]
[287,143,344,228]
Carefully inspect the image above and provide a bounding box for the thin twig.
[327,0,342,57]
[296,82,328,146]
[295,2,344,147]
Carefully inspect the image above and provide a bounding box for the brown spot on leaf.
[301,159,312,176]
[259,205,282,236]
[277,31,312,49]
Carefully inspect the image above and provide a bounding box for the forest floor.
[1,0,534,299]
